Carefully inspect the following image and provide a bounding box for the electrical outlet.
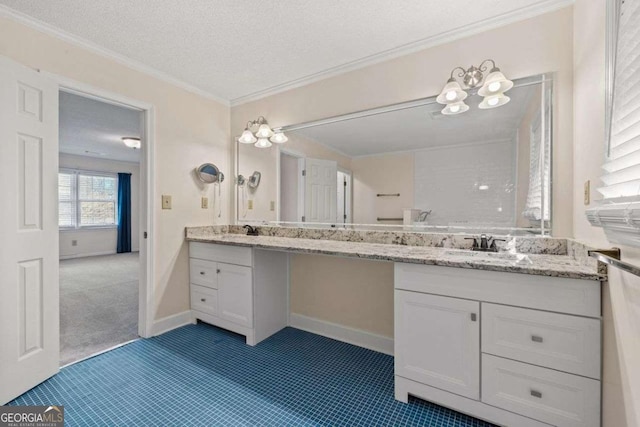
[201,197,209,209]
[71,240,78,247]
[584,180,590,205]
[162,195,172,209]
[270,201,275,211]
[248,199,254,210]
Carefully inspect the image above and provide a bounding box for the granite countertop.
[187,233,602,281]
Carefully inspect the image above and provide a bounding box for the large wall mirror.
[236,74,552,235]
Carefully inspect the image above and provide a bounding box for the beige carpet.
[60,252,139,365]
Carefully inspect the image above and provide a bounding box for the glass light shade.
[441,101,469,115]
[478,93,511,109]
[254,138,272,148]
[478,70,513,96]
[270,131,288,144]
[238,129,257,144]
[255,124,274,138]
[122,137,141,149]
[436,79,468,105]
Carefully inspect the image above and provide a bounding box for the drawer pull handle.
[531,335,543,343]
[200,298,206,302]
[470,313,477,322]
[200,271,206,275]
[216,269,221,274]
[530,389,542,398]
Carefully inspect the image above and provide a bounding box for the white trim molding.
[230,0,574,106]
[0,4,229,106]
[289,313,394,355]
[151,310,193,336]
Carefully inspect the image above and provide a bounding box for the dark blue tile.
[9,324,496,427]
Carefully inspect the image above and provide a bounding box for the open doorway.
[58,90,144,365]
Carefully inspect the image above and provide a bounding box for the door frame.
[46,73,156,338]
[276,146,305,223]
[337,167,353,225]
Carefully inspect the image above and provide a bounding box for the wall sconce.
[237,116,288,148]
[437,59,513,115]
[121,137,141,149]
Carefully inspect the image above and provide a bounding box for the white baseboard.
[59,250,116,260]
[289,313,394,355]
[151,310,193,336]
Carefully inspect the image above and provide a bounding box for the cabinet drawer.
[190,242,252,266]
[482,303,601,379]
[394,263,600,317]
[191,285,218,316]
[190,258,217,288]
[482,354,600,427]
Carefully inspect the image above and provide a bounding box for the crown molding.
[229,0,574,107]
[0,5,230,107]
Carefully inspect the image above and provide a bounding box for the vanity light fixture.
[238,116,288,148]
[122,137,141,149]
[437,59,513,115]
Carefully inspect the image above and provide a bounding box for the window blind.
[58,170,117,228]
[58,172,77,228]
[586,0,640,246]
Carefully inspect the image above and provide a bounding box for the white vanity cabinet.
[395,291,480,400]
[189,242,288,345]
[394,263,602,427]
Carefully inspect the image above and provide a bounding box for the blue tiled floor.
[10,323,496,426]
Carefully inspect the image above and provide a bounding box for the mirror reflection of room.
[237,75,552,235]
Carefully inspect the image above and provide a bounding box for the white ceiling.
[294,84,535,157]
[59,91,143,163]
[0,0,566,104]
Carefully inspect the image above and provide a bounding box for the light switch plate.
[270,201,275,211]
[162,195,172,209]
[248,200,254,210]
[201,197,209,209]
[584,180,590,205]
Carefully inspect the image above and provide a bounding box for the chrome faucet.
[464,234,506,252]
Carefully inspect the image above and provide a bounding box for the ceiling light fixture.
[436,59,513,115]
[237,116,288,148]
[122,137,141,149]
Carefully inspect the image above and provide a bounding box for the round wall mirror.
[196,163,222,184]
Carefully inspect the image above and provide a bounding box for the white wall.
[279,153,299,222]
[573,0,638,425]
[0,15,231,321]
[59,153,140,259]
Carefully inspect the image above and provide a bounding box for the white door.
[395,290,480,400]
[304,158,337,223]
[0,56,60,404]
[217,263,253,328]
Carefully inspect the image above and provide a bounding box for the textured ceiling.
[1,0,561,103]
[59,92,143,163]
[293,84,535,157]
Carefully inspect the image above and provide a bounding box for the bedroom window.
[59,170,117,229]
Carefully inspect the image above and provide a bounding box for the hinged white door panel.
[217,263,253,328]
[395,290,480,400]
[304,158,337,223]
[0,56,59,404]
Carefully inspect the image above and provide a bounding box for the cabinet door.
[395,290,480,400]
[218,263,253,328]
